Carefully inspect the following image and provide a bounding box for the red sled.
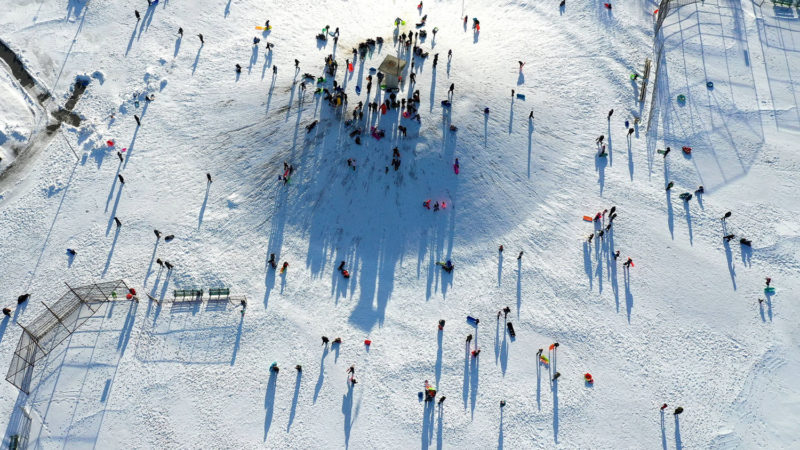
[348,63,354,72]
[583,215,593,222]
[106,140,115,147]
[682,146,692,155]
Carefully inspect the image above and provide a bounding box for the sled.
[106,140,115,147]
[515,93,526,100]
[706,81,714,89]
[348,63,354,72]
[764,287,775,294]
[682,146,692,155]
[369,67,377,73]
[657,149,668,155]
[582,216,593,222]
[678,193,693,201]
[255,26,273,31]
[466,316,479,325]
[342,270,350,278]
[506,322,516,338]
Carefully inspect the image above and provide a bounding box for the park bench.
[173,288,203,301]
[207,287,230,299]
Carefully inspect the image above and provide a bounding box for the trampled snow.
[0,0,798,448]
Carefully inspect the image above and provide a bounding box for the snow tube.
[126,293,133,300]
[677,94,686,103]
[706,81,714,89]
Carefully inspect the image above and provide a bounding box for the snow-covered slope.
[0,0,798,448]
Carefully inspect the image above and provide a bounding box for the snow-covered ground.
[0,0,798,448]
[0,67,36,170]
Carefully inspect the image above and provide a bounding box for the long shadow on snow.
[264,370,277,441]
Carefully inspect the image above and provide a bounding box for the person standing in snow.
[178,27,183,37]
[295,59,300,69]
[608,109,614,119]
[198,34,204,44]
[517,251,524,260]
[114,217,122,227]
[135,10,140,21]
[623,257,633,268]
[206,173,212,183]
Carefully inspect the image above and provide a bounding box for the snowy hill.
[0,0,798,448]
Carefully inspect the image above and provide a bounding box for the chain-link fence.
[5,280,130,394]
[648,0,705,133]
